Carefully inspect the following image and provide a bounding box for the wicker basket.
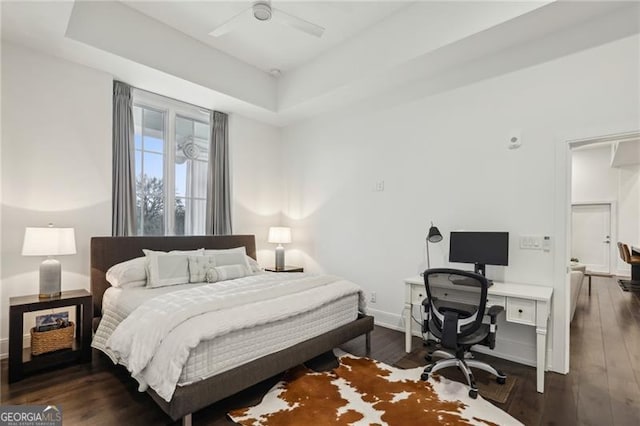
[30,322,75,356]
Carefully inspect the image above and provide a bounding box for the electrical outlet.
[370,292,377,303]
[374,181,384,192]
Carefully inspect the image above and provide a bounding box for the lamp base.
[39,258,61,299]
[275,245,285,271]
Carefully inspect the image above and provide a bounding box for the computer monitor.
[449,231,509,277]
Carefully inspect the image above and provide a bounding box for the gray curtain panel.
[206,111,232,235]
[111,81,137,236]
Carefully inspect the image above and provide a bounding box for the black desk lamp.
[426,222,443,270]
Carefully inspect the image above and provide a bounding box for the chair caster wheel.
[420,372,429,381]
[468,389,478,399]
[496,376,506,385]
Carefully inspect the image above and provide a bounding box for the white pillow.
[106,257,147,288]
[144,248,204,288]
[203,247,252,274]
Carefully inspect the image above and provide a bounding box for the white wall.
[281,35,640,372]
[571,145,640,274]
[0,42,113,355]
[230,114,282,266]
[0,42,283,356]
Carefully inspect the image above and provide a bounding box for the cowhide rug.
[228,350,522,426]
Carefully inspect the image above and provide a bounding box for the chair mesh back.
[423,268,489,339]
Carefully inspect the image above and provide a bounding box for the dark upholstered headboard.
[90,235,257,319]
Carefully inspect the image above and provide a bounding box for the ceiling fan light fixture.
[252,2,272,21]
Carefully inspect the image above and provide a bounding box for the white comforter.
[103,273,364,402]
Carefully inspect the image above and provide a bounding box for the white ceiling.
[1,1,639,126]
[122,1,410,72]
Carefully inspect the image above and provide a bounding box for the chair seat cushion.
[429,321,490,346]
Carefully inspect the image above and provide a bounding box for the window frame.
[132,89,211,236]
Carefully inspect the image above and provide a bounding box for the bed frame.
[90,235,374,425]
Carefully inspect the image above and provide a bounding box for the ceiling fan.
[209,1,325,38]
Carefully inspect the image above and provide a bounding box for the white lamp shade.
[268,227,292,244]
[22,227,77,256]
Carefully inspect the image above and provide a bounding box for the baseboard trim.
[0,335,31,360]
[366,308,406,332]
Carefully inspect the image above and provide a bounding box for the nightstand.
[9,289,92,383]
[265,266,304,273]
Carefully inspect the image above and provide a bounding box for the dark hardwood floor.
[1,276,639,425]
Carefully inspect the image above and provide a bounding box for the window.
[133,90,210,236]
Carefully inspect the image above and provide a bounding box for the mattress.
[94,279,359,387]
[178,292,358,385]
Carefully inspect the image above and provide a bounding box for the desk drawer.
[411,285,427,305]
[507,297,536,325]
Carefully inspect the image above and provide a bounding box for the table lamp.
[268,226,291,271]
[22,225,76,298]
[426,222,443,270]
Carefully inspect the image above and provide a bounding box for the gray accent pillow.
[188,255,217,283]
[144,248,204,288]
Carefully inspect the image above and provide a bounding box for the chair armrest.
[486,305,504,318]
[484,306,504,350]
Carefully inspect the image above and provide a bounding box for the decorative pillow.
[144,249,204,288]
[203,247,252,274]
[188,255,217,283]
[106,257,147,288]
[212,264,249,282]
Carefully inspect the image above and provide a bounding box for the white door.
[571,204,611,273]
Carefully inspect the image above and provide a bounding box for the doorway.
[571,203,612,273]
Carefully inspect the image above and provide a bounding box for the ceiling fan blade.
[209,7,253,37]
[273,8,325,38]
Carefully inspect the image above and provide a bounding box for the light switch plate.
[520,236,543,250]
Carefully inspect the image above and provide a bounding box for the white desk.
[404,276,553,393]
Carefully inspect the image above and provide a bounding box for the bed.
[90,235,374,425]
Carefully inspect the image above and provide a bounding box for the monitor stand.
[473,263,494,287]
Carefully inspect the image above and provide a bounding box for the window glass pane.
[131,92,211,237]
[194,121,209,140]
[143,152,163,180]
[175,197,186,236]
[189,160,208,199]
[176,116,193,141]
[175,162,186,198]
[182,198,206,235]
[139,174,164,236]
[143,136,164,153]
[143,109,164,152]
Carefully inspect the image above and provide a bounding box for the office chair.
[420,268,506,399]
